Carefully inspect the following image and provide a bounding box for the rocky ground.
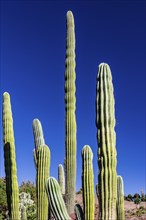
[73,193,146,220]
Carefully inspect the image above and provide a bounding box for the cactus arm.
[82,145,95,220]
[36,145,50,220]
[46,177,71,220]
[2,92,20,220]
[58,164,65,195]
[21,205,27,220]
[96,63,117,220]
[74,204,84,220]
[117,175,125,220]
[65,10,77,214]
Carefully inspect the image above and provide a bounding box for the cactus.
[82,145,94,220]
[65,10,77,214]
[2,92,20,220]
[21,205,27,220]
[74,204,84,220]
[117,175,125,220]
[96,63,117,220]
[36,145,50,220]
[58,164,65,195]
[46,177,71,220]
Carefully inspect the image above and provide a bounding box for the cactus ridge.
[2,92,20,220]
[36,145,50,220]
[58,164,65,195]
[117,175,125,220]
[65,10,77,214]
[82,145,94,220]
[46,177,71,220]
[96,63,117,220]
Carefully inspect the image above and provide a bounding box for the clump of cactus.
[117,175,125,220]
[46,177,71,220]
[58,164,65,195]
[82,145,95,220]
[2,92,20,220]
[65,10,77,214]
[96,63,117,220]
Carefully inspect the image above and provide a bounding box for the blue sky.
[0,0,145,196]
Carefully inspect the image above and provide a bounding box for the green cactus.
[74,204,84,220]
[82,145,94,220]
[65,10,77,214]
[2,92,20,220]
[96,63,117,220]
[21,205,27,220]
[36,145,50,220]
[117,175,125,220]
[46,177,71,220]
[58,164,65,195]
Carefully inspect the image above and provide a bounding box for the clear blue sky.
[0,0,145,196]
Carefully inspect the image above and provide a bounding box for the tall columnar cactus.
[96,63,117,220]
[58,164,65,195]
[32,119,50,220]
[46,177,71,220]
[82,145,95,220]
[117,175,125,220]
[36,145,50,220]
[74,204,84,220]
[2,92,20,220]
[65,10,77,214]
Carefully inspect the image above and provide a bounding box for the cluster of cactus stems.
[58,164,65,195]
[82,145,95,220]
[96,63,117,220]
[117,175,125,220]
[2,92,20,220]
[2,10,126,220]
[65,10,77,214]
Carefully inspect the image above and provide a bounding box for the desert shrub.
[19,181,36,204]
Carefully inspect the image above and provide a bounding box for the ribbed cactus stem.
[58,164,65,195]
[21,205,27,220]
[74,204,84,220]
[117,175,125,220]
[82,145,94,220]
[2,92,20,220]
[36,145,50,220]
[96,63,117,220]
[65,10,77,214]
[46,177,71,220]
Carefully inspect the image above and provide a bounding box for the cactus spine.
[32,119,50,220]
[117,175,125,220]
[96,63,117,220]
[2,92,20,220]
[58,164,65,195]
[74,204,84,220]
[65,10,77,214]
[82,145,94,220]
[46,177,71,220]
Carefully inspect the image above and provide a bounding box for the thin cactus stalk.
[46,177,71,220]
[58,164,65,195]
[65,10,77,214]
[96,63,117,220]
[2,92,20,220]
[21,205,27,220]
[117,175,125,220]
[82,145,95,220]
[74,204,84,220]
[36,145,50,220]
